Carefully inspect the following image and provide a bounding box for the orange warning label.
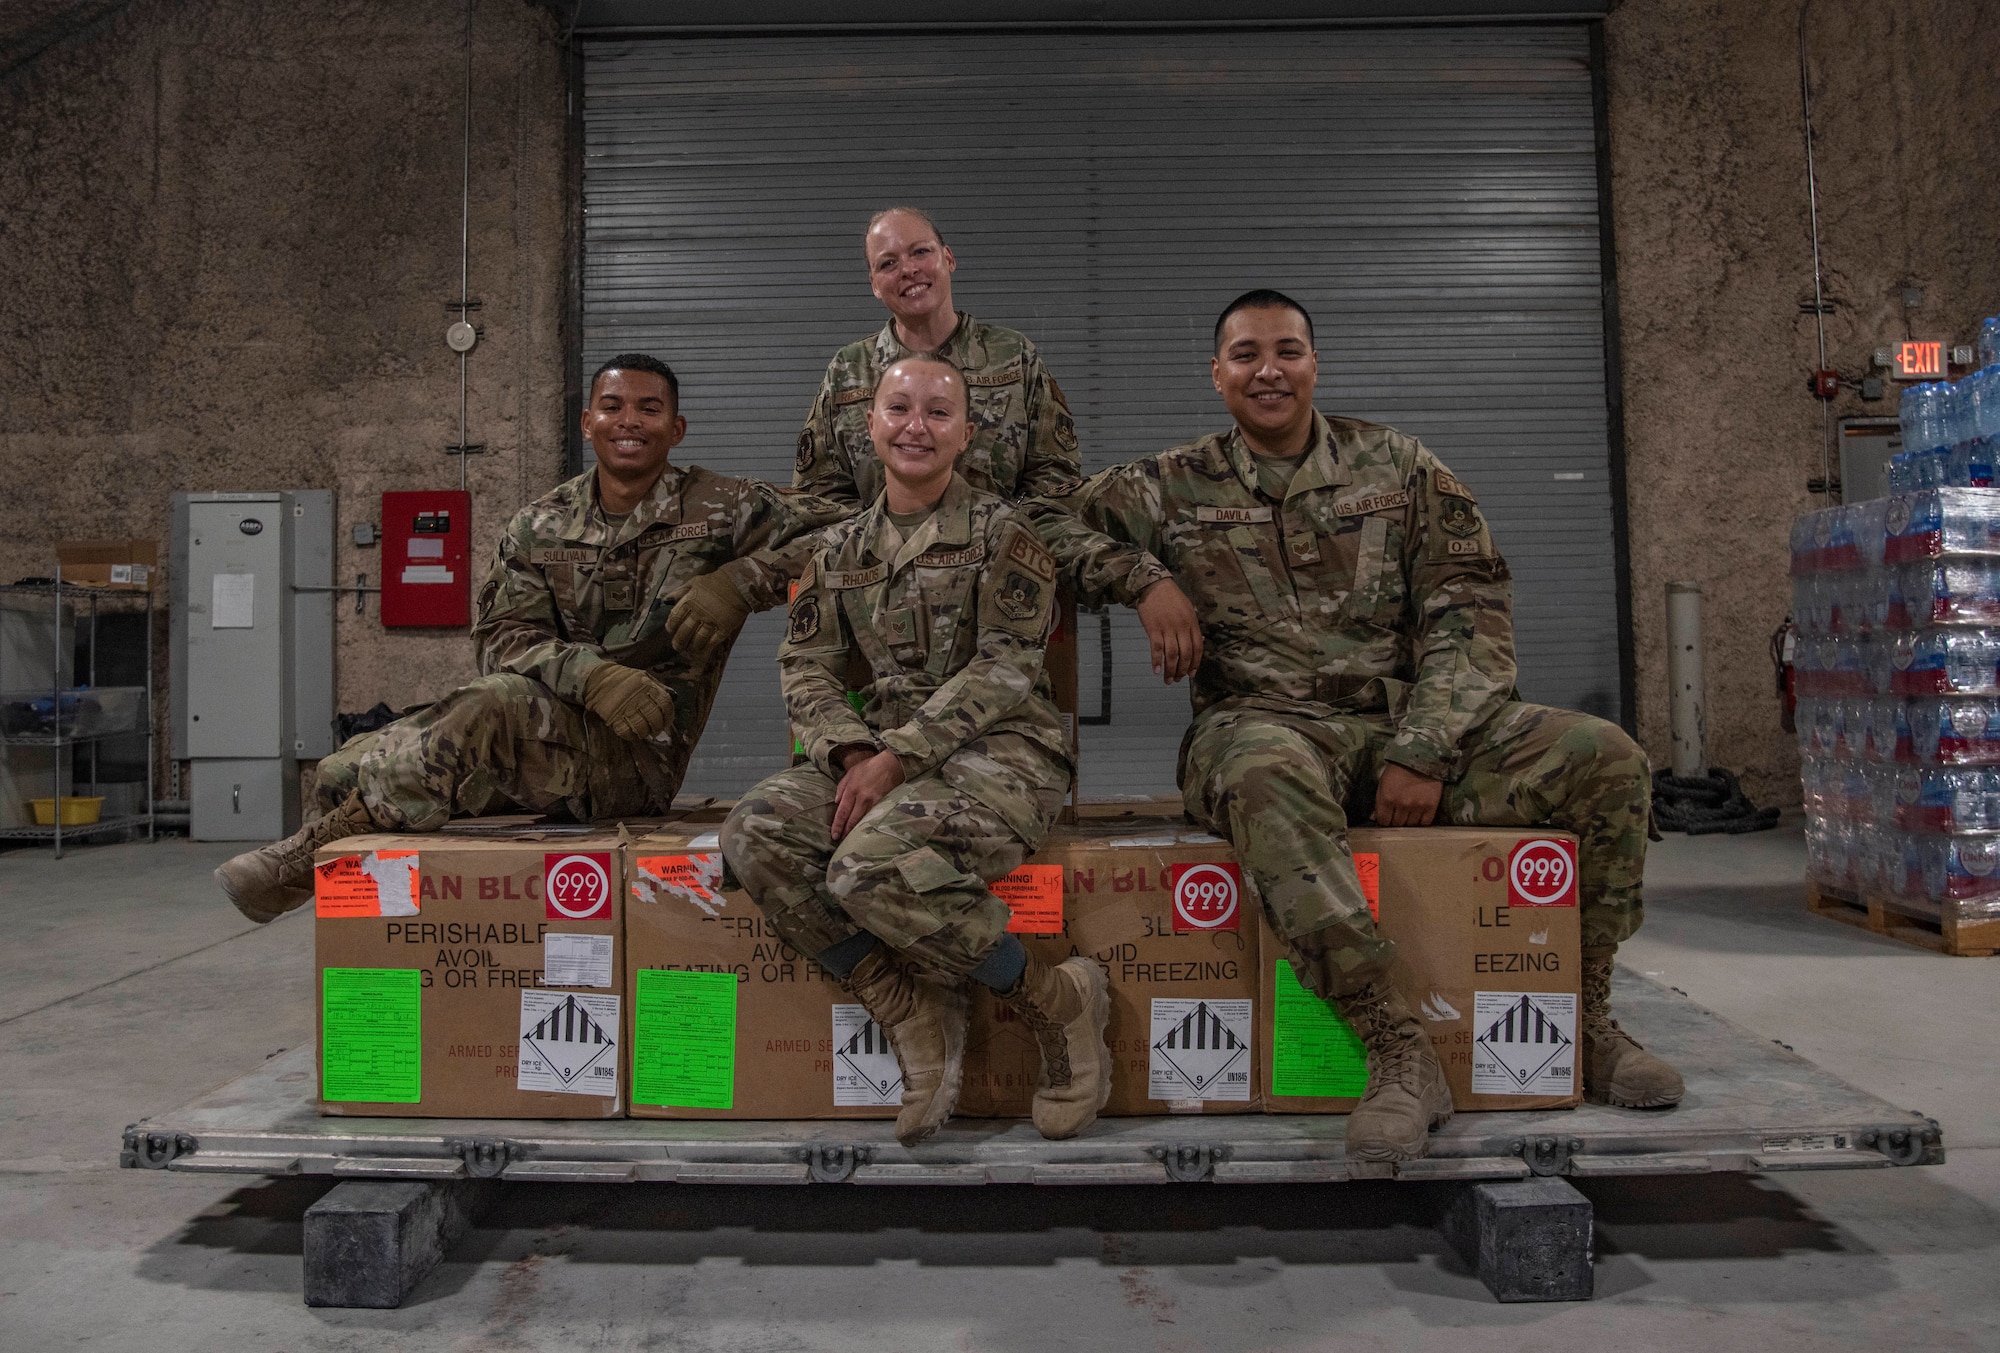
[994,863,1064,934]
[314,849,421,918]
[632,853,724,907]
[1354,852,1380,921]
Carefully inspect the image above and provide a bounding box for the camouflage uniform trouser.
[1182,701,1651,998]
[311,673,663,831]
[721,732,1069,979]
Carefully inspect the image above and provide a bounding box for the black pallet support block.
[1442,1176,1595,1303]
[303,1178,498,1309]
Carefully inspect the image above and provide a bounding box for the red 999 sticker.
[545,852,614,920]
[1507,838,1577,908]
[1170,861,1242,932]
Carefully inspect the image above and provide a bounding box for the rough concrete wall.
[1605,0,2000,803]
[0,0,567,761]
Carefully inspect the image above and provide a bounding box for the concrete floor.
[1,821,1995,1350]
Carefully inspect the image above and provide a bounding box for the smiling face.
[865,211,957,332]
[582,367,685,489]
[866,358,971,506]
[1212,304,1319,454]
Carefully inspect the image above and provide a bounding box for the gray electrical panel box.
[171,491,335,840]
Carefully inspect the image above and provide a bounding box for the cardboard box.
[1258,827,1582,1114]
[313,828,626,1118]
[55,539,157,591]
[959,817,1262,1118]
[623,820,898,1120]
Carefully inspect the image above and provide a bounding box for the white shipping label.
[1470,991,1577,1096]
[543,932,614,988]
[211,573,254,628]
[831,1003,902,1107]
[517,991,620,1097]
[1148,998,1252,1102]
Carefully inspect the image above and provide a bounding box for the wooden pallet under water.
[1807,883,2000,957]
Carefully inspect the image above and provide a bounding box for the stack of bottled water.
[1795,324,2000,920]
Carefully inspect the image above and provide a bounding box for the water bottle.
[1980,317,2000,369]
[1900,382,1929,452]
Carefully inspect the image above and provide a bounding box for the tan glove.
[583,662,676,742]
[666,569,753,663]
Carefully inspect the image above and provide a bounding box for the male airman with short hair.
[215,353,850,922]
[1056,291,1675,1162]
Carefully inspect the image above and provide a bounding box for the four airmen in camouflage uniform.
[214,211,1675,1155]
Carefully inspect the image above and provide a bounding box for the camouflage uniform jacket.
[1066,410,1517,781]
[781,473,1070,834]
[474,463,851,798]
[795,311,1171,608]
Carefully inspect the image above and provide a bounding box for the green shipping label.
[321,967,422,1103]
[632,968,737,1108]
[1270,959,1369,1098]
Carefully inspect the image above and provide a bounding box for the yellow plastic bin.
[29,796,104,826]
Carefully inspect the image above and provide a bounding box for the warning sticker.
[321,967,421,1103]
[1269,960,1368,1098]
[831,1003,903,1106]
[1353,851,1380,921]
[632,853,726,915]
[994,863,1063,934]
[1169,861,1241,932]
[518,991,620,1097]
[314,850,420,918]
[631,968,736,1109]
[1149,998,1252,1102]
[1471,990,1577,1095]
[544,932,614,988]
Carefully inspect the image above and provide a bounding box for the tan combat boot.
[213,791,378,923]
[842,947,969,1147]
[1340,979,1455,1163]
[1581,946,1685,1108]
[1002,953,1111,1140]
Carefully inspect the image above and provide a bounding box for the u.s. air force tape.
[1334,489,1411,517]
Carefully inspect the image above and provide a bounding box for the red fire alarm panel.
[381,490,472,627]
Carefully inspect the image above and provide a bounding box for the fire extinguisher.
[1771,616,1798,735]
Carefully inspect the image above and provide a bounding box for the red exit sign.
[1894,340,1947,380]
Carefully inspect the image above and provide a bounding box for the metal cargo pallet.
[119,973,1942,1308]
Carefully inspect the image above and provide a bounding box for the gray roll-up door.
[581,26,1620,801]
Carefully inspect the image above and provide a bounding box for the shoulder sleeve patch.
[1432,466,1476,502]
[796,428,816,473]
[786,592,822,644]
[1003,528,1057,583]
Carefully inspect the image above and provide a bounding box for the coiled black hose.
[1652,768,1782,835]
